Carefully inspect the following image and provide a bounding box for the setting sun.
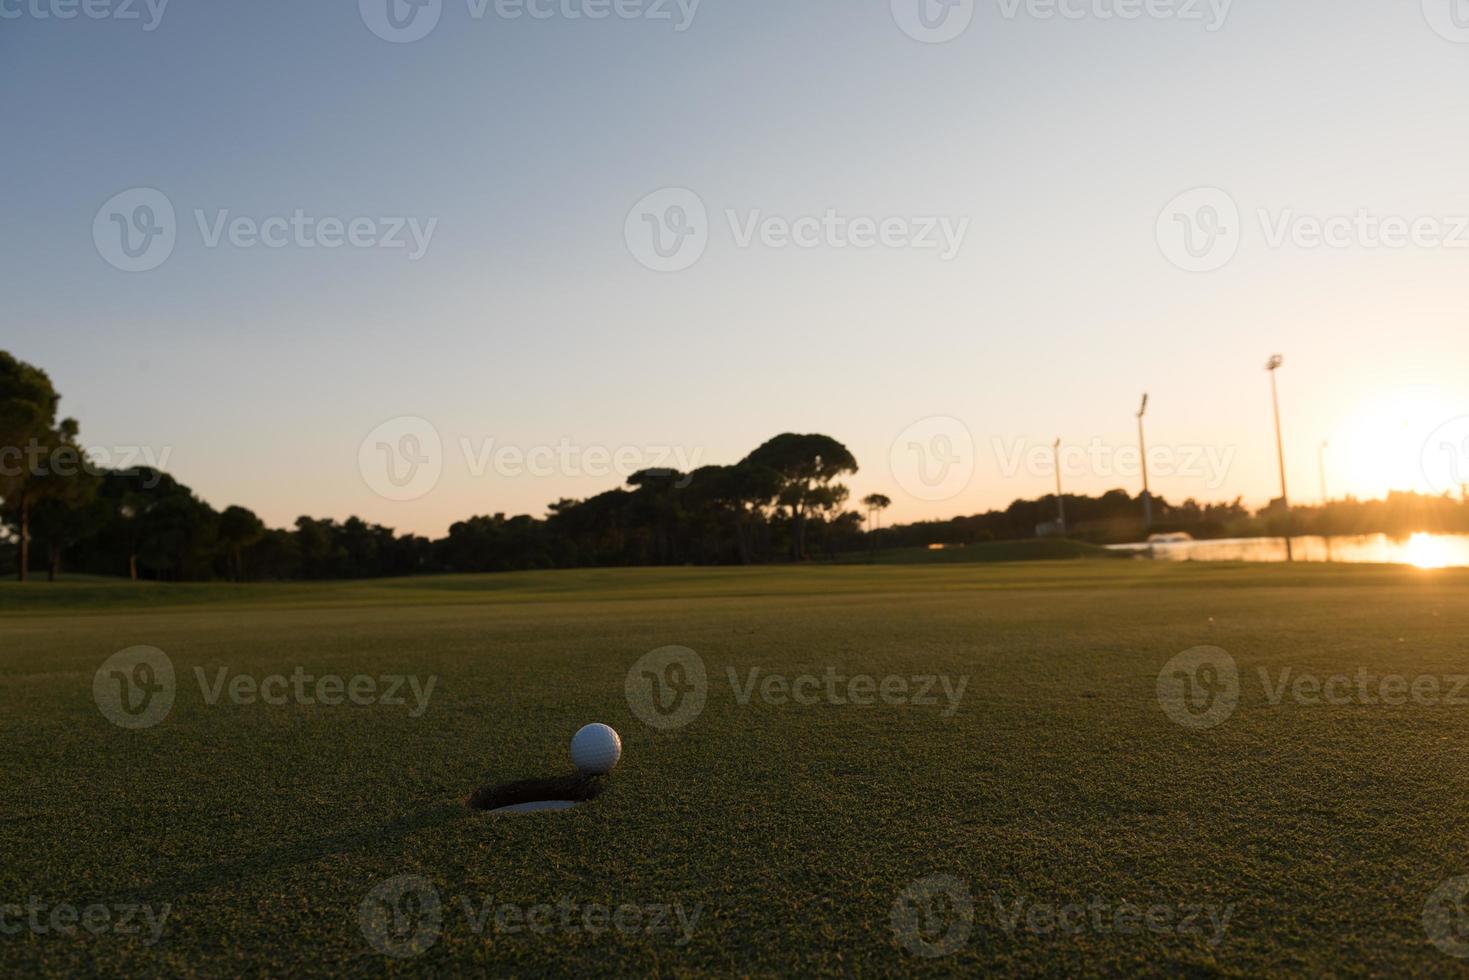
[1404,532,1455,569]
[1333,391,1458,500]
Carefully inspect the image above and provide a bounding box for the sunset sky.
[4,1,1467,536]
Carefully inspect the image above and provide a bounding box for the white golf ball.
[570,723,622,774]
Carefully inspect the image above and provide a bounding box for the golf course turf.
[3,560,1469,975]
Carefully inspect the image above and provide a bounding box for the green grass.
[3,560,1469,975]
[836,538,1124,563]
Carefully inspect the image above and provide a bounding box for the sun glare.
[1404,532,1453,569]
[1336,391,1457,500]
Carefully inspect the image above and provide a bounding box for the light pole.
[1318,440,1329,504]
[1136,394,1152,530]
[1319,438,1333,562]
[1266,355,1292,562]
[1053,437,1066,532]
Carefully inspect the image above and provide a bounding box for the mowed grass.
[3,561,1469,976]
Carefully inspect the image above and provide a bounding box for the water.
[1107,532,1469,569]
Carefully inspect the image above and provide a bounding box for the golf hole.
[467,773,604,815]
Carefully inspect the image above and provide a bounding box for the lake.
[1107,532,1469,569]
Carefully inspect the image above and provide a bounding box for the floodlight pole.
[1318,440,1328,504]
[1053,438,1065,531]
[1136,394,1152,529]
[1267,355,1293,562]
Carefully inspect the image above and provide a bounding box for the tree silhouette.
[862,493,892,537]
[218,506,266,581]
[743,434,858,560]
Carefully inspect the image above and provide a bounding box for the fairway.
[4,560,1469,975]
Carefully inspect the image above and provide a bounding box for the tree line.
[1,352,869,579]
[4,350,1467,581]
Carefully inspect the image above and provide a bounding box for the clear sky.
[4,0,1468,536]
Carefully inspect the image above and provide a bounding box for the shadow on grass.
[466,772,604,811]
[84,801,469,908]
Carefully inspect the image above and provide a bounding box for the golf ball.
[570,723,622,774]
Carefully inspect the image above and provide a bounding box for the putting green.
[2,560,1467,975]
